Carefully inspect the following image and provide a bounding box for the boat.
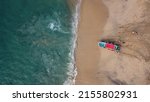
[98,40,120,52]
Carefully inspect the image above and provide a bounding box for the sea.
[0,0,81,85]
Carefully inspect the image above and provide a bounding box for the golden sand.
[75,0,150,85]
[75,0,108,84]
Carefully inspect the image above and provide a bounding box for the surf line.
[64,0,82,85]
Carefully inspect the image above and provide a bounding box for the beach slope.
[75,0,108,84]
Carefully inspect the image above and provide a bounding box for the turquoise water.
[0,0,76,84]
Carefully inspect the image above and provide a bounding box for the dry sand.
[98,0,150,84]
[76,0,150,85]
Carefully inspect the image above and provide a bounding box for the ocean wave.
[64,0,82,85]
[47,17,70,34]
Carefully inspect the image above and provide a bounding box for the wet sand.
[75,0,108,84]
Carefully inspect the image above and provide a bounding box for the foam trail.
[63,0,82,85]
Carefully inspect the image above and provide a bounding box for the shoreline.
[75,0,108,84]
[64,0,81,85]
[68,0,150,85]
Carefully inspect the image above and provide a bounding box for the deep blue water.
[0,0,74,84]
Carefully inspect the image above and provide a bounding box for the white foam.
[47,18,61,32]
[63,0,82,85]
[47,18,70,33]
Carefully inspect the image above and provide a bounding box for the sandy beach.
[75,0,108,84]
[76,0,150,85]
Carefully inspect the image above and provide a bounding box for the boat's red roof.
[106,43,115,49]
